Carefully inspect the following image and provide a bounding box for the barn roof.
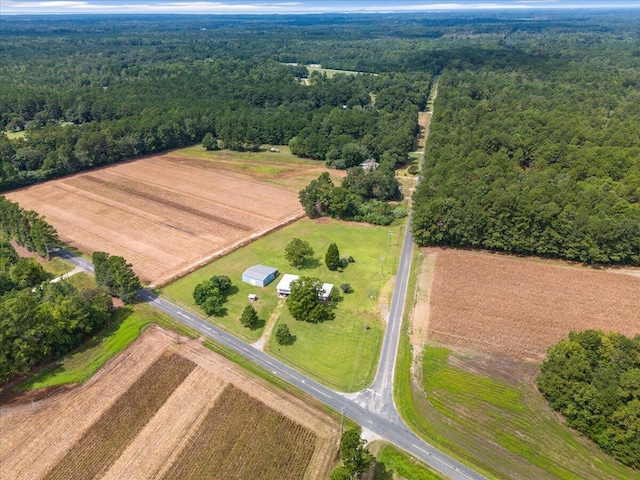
[242,264,278,281]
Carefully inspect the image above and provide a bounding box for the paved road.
[58,250,485,480]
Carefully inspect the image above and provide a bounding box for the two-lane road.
[60,251,486,480]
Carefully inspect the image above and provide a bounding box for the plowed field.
[415,248,640,361]
[6,154,305,285]
[0,327,339,480]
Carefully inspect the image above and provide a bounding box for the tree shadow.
[371,461,394,479]
[250,317,266,330]
[300,257,321,269]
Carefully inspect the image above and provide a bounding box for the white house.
[276,274,333,301]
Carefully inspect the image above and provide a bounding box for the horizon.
[1,1,639,16]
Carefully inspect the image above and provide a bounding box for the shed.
[242,264,279,287]
[276,274,299,297]
[360,158,379,172]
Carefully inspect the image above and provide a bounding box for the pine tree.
[325,242,340,271]
[240,304,259,329]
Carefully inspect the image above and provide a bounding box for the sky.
[1,0,638,15]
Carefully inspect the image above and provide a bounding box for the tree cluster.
[299,171,406,226]
[193,275,232,316]
[330,428,374,480]
[0,240,112,383]
[537,330,640,468]
[286,276,335,324]
[0,197,59,259]
[92,251,141,304]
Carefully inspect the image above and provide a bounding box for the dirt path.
[252,298,285,351]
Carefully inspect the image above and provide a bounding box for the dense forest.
[538,331,640,468]
[0,15,434,191]
[412,19,640,264]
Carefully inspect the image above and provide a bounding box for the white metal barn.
[242,265,278,287]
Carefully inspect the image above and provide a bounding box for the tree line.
[0,240,113,383]
[538,330,640,468]
[413,36,640,265]
[0,196,59,259]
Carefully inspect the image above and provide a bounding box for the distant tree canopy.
[92,251,141,304]
[537,330,640,468]
[0,240,113,383]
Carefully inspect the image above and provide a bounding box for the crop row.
[163,385,318,480]
[44,353,196,480]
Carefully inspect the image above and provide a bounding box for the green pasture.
[163,217,406,390]
[393,251,637,480]
[16,304,190,391]
[307,66,372,78]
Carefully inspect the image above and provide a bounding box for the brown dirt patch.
[0,327,339,480]
[420,248,640,362]
[6,155,304,285]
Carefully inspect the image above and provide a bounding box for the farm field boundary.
[0,327,340,480]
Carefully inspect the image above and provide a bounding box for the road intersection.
[58,214,486,480]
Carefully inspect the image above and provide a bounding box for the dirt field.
[5,154,307,285]
[0,327,339,480]
[411,248,640,362]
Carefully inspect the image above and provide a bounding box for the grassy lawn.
[173,144,317,166]
[395,253,638,480]
[164,217,405,391]
[307,66,371,78]
[370,443,445,480]
[66,271,96,290]
[16,303,190,391]
[42,258,75,278]
[4,130,25,140]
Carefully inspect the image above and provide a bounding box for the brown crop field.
[0,327,340,480]
[5,153,312,285]
[412,248,640,362]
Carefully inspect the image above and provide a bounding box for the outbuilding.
[242,264,279,287]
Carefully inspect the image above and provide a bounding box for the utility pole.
[388,230,393,247]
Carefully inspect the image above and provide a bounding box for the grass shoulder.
[15,303,195,392]
[369,442,445,480]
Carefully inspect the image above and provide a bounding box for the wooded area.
[412,17,640,264]
[538,331,640,468]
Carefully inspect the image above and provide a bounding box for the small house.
[242,265,278,287]
[360,158,379,172]
[276,274,299,297]
[276,274,333,301]
[320,283,334,301]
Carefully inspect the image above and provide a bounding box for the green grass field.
[164,217,405,391]
[17,304,195,391]
[394,253,638,480]
[41,258,75,278]
[3,130,25,140]
[174,144,317,166]
[371,443,445,480]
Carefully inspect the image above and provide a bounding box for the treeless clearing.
[5,154,308,285]
[414,248,640,362]
[0,327,339,480]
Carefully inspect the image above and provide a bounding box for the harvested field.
[418,248,640,361]
[0,327,339,480]
[163,385,317,480]
[6,154,305,285]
